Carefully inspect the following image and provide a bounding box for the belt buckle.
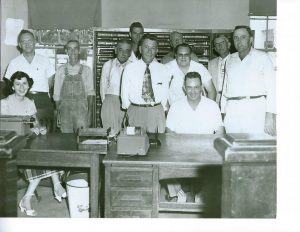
[245,96,250,100]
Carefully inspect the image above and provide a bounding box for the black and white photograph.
[0,0,299,231]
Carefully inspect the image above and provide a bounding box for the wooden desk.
[104,134,223,218]
[0,135,27,217]
[17,133,104,218]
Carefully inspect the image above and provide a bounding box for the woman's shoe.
[54,182,67,202]
[19,194,37,216]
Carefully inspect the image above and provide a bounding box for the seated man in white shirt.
[165,71,224,203]
[121,34,169,133]
[165,43,216,106]
[100,39,132,136]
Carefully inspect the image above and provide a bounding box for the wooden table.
[104,133,277,218]
[104,134,223,218]
[17,133,104,218]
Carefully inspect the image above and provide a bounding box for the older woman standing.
[0,71,66,216]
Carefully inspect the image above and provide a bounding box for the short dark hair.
[10,71,34,90]
[140,34,158,46]
[184,72,202,86]
[117,39,132,48]
[233,25,253,37]
[64,39,80,50]
[174,43,192,54]
[17,29,35,44]
[129,22,144,33]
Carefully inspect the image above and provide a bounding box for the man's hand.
[264,112,276,136]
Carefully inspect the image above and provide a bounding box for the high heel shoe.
[19,194,37,216]
[54,182,67,202]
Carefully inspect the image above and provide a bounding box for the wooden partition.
[214,133,277,218]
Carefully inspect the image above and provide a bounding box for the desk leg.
[90,154,100,218]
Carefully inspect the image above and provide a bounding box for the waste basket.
[66,172,89,218]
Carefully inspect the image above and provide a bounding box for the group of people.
[101,22,276,137]
[0,21,276,213]
[1,30,95,216]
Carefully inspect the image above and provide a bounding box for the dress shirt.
[166,96,223,134]
[53,62,95,101]
[121,59,169,110]
[4,54,55,93]
[225,48,276,113]
[165,60,212,105]
[100,58,130,101]
[208,55,229,92]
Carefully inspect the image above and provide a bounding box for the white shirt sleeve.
[100,60,111,101]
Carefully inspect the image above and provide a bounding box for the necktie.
[219,60,227,109]
[142,64,155,103]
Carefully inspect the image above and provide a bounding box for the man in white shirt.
[165,43,216,106]
[208,35,231,116]
[121,34,169,133]
[4,29,56,130]
[224,25,276,135]
[166,71,224,203]
[161,31,199,64]
[128,22,144,62]
[167,71,224,134]
[100,39,132,135]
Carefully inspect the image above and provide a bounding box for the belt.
[29,91,48,95]
[131,102,161,107]
[227,95,266,101]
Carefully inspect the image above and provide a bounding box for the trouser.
[224,97,266,133]
[127,104,165,133]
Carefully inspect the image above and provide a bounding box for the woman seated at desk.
[0,71,66,216]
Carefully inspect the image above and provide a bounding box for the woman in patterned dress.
[0,71,67,216]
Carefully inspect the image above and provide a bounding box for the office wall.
[101,0,249,29]
[1,0,28,78]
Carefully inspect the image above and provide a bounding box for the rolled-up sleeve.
[53,66,65,101]
[85,67,95,96]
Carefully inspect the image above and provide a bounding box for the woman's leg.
[20,178,41,211]
[51,173,67,201]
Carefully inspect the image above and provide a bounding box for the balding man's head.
[170,31,183,48]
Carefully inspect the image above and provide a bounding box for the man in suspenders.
[53,40,95,133]
[208,34,231,118]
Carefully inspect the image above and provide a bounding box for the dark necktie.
[142,64,155,103]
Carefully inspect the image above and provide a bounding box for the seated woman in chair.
[0,71,67,216]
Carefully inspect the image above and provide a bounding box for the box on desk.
[77,128,109,153]
[117,127,149,156]
[0,115,32,135]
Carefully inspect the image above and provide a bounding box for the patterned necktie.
[142,64,155,103]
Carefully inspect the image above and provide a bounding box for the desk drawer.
[111,189,152,207]
[110,210,152,218]
[111,167,153,187]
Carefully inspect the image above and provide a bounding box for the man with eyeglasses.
[53,40,95,133]
[223,25,276,136]
[208,35,231,116]
[161,31,199,64]
[4,29,56,131]
[165,43,216,106]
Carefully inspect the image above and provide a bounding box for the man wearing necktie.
[208,34,231,117]
[121,34,169,133]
